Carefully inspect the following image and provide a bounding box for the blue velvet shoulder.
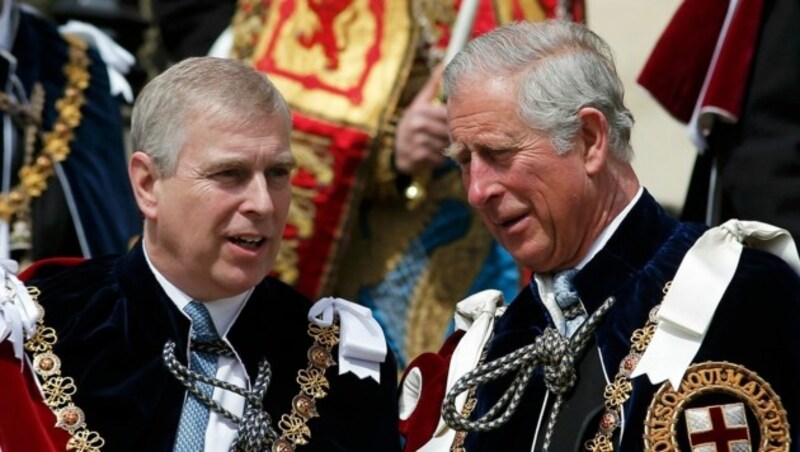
[14,11,141,257]
[25,255,121,334]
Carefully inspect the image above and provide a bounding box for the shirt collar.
[142,241,252,338]
[533,186,643,334]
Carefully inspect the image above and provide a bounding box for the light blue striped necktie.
[553,269,588,337]
[174,301,219,451]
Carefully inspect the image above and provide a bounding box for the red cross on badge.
[685,403,751,451]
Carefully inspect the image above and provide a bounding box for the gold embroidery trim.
[230,0,270,62]
[412,0,457,68]
[584,282,668,451]
[24,286,105,451]
[644,361,790,451]
[0,34,90,222]
[450,350,487,452]
[271,321,340,452]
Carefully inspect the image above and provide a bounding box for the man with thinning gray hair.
[399,20,800,451]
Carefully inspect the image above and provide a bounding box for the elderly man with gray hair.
[398,20,800,451]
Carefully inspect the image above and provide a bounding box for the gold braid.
[230,0,271,62]
[0,34,90,222]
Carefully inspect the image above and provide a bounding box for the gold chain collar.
[24,285,106,451]
[445,283,669,451]
[24,278,341,451]
[450,350,487,451]
[272,321,339,451]
[583,282,668,451]
[0,34,89,223]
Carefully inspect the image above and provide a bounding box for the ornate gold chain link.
[25,285,106,451]
[584,282,670,451]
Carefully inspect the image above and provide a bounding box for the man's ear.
[577,107,609,175]
[128,151,160,220]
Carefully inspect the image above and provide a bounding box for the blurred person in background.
[640,0,800,251]
[0,0,141,268]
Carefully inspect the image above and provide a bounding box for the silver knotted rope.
[163,341,278,451]
[441,296,616,450]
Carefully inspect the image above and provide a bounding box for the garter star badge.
[644,361,790,451]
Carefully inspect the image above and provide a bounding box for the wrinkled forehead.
[186,103,291,136]
[172,109,291,162]
[447,71,519,107]
[446,74,519,124]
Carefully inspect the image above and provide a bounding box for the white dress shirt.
[144,244,252,451]
[535,186,644,335]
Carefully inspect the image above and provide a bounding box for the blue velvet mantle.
[24,243,401,451]
[11,10,141,259]
[463,190,800,451]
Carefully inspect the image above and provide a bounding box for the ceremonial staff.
[405,0,479,207]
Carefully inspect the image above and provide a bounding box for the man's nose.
[464,158,500,207]
[242,175,274,215]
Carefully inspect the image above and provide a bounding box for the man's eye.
[454,153,471,167]
[213,169,243,181]
[268,167,291,179]
[267,167,293,189]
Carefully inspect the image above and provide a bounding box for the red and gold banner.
[253,0,414,133]
[250,0,416,298]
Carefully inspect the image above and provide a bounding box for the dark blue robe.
[18,243,401,451]
[9,9,141,259]
[463,190,800,451]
